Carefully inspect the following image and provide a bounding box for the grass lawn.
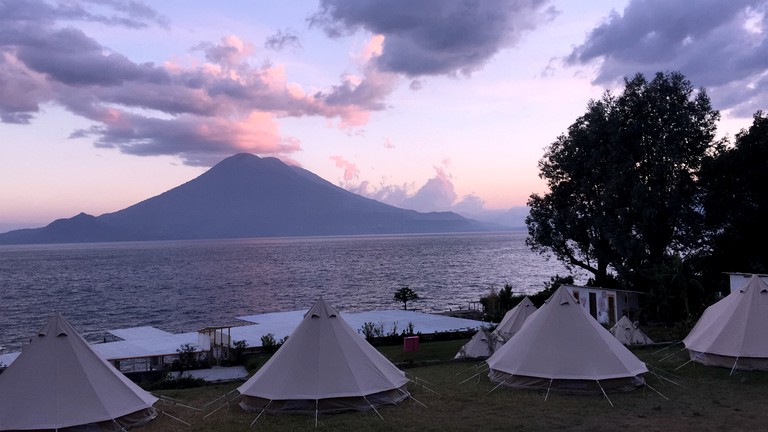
[144,340,768,431]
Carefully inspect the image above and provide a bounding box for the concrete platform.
[0,309,487,368]
[171,365,249,382]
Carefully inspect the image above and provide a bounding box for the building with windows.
[562,285,645,325]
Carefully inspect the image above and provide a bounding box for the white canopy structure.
[454,328,502,360]
[610,315,654,346]
[0,313,158,431]
[238,298,409,415]
[492,297,537,342]
[486,287,648,394]
[683,275,768,370]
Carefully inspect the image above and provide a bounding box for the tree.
[175,343,199,373]
[526,93,625,286]
[479,284,519,322]
[612,72,719,281]
[527,71,720,293]
[394,287,419,310]
[701,111,768,274]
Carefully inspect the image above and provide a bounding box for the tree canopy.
[394,287,419,310]
[701,111,768,274]
[527,71,720,293]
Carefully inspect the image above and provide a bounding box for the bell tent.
[0,313,158,431]
[683,274,768,370]
[238,298,409,415]
[454,328,503,359]
[486,286,647,394]
[492,297,537,342]
[610,315,654,346]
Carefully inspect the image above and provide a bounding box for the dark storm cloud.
[0,0,398,164]
[264,29,302,51]
[0,0,167,29]
[14,27,171,86]
[566,0,768,115]
[73,111,300,166]
[310,0,557,77]
[315,70,397,111]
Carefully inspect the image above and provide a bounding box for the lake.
[0,231,575,352]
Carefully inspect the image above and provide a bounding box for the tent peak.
[545,286,579,306]
[37,313,72,338]
[306,297,339,319]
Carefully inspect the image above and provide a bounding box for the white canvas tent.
[454,328,502,359]
[683,275,768,370]
[0,313,158,431]
[238,298,409,415]
[486,286,648,394]
[610,315,654,346]
[492,297,537,342]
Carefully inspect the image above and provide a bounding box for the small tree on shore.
[394,287,419,310]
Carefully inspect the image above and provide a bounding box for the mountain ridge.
[0,153,501,244]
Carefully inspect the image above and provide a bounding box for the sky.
[1,0,766,232]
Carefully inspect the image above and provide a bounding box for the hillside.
[0,154,497,244]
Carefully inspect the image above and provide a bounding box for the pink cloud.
[0,6,402,165]
[383,138,395,149]
[76,111,299,166]
[195,36,256,68]
[315,35,400,129]
[359,34,385,62]
[401,164,457,212]
[341,161,471,213]
[330,155,360,181]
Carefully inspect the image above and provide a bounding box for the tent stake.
[203,393,227,408]
[458,372,480,385]
[488,375,513,393]
[651,341,682,356]
[674,353,702,371]
[364,396,384,420]
[250,400,272,427]
[203,402,227,419]
[644,382,669,401]
[658,347,688,363]
[544,379,553,401]
[730,357,739,376]
[455,362,485,376]
[649,364,685,381]
[162,411,191,426]
[408,378,441,395]
[158,395,201,411]
[649,370,685,389]
[596,380,613,407]
[407,373,439,387]
[407,393,428,409]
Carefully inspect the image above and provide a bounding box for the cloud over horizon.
[566,0,768,117]
[336,158,505,217]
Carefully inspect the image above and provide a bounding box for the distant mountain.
[0,153,501,244]
[453,206,529,230]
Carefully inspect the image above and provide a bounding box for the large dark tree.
[526,93,625,286]
[701,111,768,274]
[612,72,720,280]
[527,72,720,292]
